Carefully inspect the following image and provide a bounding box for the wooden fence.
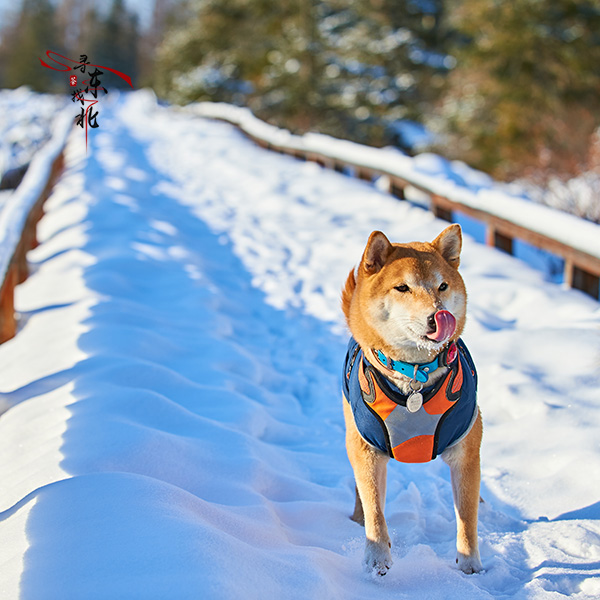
[1,105,598,347]
[190,104,599,301]
[0,113,72,344]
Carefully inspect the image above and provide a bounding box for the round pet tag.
[406,392,423,413]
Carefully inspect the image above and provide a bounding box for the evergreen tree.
[138,0,182,87]
[0,0,140,92]
[433,0,600,179]
[154,0,320,128]
[319,0,452,147]
[153,0,452,145]
[55,0,88,53]
[1,0,63,91]
[88,0,140,89]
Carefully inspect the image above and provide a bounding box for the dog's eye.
[439,282,449,292]
[395,284,410,293]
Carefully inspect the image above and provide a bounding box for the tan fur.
[342,224,483,575]
[341,267,356,323]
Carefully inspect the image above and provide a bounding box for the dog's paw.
[364,540,393,576]
[456,552,483,574]
[350,512,365,526]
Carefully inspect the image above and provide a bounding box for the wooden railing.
[427,192,600,295]
[0,110,73,343]
[190,103,600,301]
[0,102,597,348]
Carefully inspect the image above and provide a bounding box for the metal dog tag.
[406,392,423,413]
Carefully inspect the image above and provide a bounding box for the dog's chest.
[342,338,478,463]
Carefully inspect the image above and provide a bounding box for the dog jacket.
[342,337,478,463]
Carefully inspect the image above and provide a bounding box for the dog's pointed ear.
[432,224,462,268]
[362,231,392,274]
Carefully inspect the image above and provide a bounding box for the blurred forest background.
[1,0,600,219]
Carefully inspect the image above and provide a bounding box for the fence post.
[0,265,17,343]
[487,226,514,255]
[572,266,600,298]
[564,259,574,288]
[357,168,374,182]
[390,179,406,200]
[431,195,452,222]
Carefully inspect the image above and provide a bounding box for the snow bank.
[0,88,68,176]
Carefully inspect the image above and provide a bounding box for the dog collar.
[373,342,458,383]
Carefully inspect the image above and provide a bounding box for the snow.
[0,90,599,599]
[0,88,68,177]
[520,173,600,225]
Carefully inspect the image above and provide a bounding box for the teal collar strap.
[373,346,453,383]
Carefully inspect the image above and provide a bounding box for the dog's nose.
[426,313,437,333]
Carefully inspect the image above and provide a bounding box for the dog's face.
[343,224,467,358]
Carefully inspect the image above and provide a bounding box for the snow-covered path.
[0,92,599,599]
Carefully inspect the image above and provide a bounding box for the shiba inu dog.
[341,224,483,576]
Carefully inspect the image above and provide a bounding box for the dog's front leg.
[343,399,392,575]
[443,409,483,574]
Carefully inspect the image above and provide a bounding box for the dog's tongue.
[427,310,456,342]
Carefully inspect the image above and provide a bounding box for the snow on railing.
[188,102,600,301]
[0,107,73,343]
